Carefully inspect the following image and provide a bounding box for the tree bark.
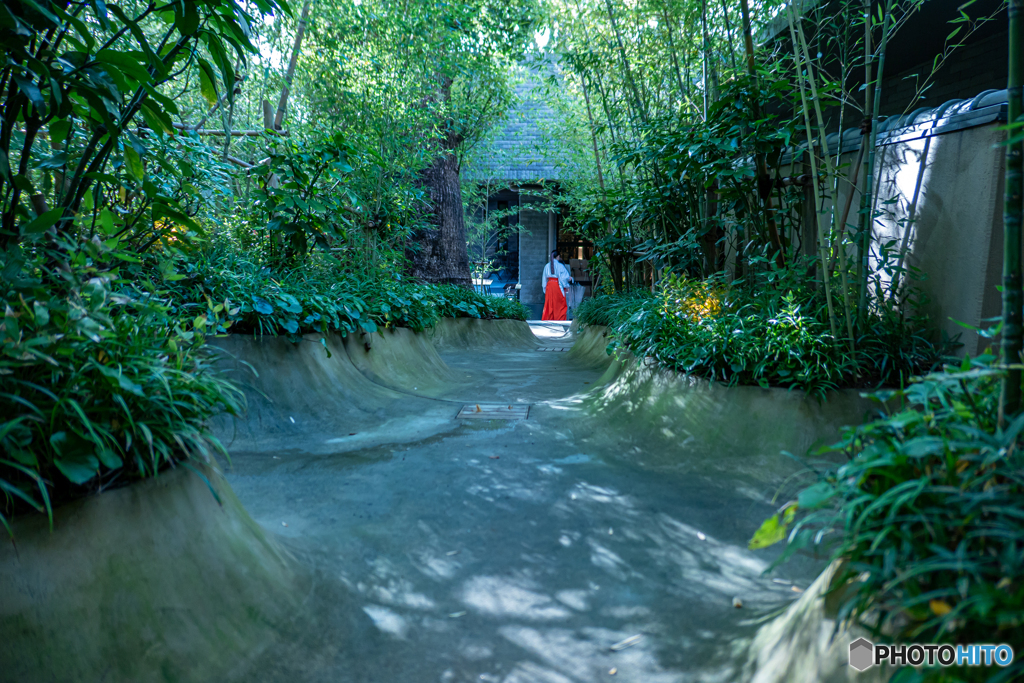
[409,145,472,286]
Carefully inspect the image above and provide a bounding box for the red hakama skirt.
[542,278,567,321]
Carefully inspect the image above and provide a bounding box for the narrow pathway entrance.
[224,323,816,682]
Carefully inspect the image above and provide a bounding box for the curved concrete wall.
[2,320,887,683]
[565,326,889,682]
[569,325,880,464]
[0,465,302,683]
[427,317,539,350]
[209,332,462,455]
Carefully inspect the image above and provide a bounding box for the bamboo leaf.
[22,208,63,234]
[123,145,144,181]
[197,58,219,107]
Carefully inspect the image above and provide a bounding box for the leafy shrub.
[0,252,242,536]
[159,245,527,340]
[752,358,1024,683]
[574,290,652,329]
[420,283,529,322]
[576,275,945,395]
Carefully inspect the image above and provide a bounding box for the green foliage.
[578,274,945,395]
[161,245,528,339]
[575,290,653,329]
[0,0,274,247]
[423,284,529,323]
[0,249,242,537]
[754,359,1024,682]
[0,232,527,532]
[0,0,286,532]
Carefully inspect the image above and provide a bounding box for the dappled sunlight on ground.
[218,324,861,681]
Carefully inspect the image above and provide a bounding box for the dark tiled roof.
[464,68,561,182]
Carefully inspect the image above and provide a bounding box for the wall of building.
[518,195,552,319]
[784,111,1007,357]
[861,125,1004,356]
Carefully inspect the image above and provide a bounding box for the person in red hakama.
[542,250,571,321]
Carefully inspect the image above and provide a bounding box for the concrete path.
[224,323,820,683]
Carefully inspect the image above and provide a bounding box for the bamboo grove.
[543,0,1007,355]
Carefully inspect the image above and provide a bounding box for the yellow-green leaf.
[750,514,784,549]
[197,59,219,106]
[124,145,144,181]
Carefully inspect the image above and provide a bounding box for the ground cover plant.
[751,357,1024,683]
[576,273,946,395]
[163,245,527,338]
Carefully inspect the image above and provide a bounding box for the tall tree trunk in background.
[410,144,472,286]
[1001,0,1024,422]
[408,78,471,286]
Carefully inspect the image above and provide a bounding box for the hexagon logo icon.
[849,638,874,671]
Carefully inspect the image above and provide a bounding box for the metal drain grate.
[457,403,530,420]
[536,347,570,352]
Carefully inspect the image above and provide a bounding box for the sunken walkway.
[1,319,887,682]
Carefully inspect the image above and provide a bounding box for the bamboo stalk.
[1001,0,1024,421]
[602,0,647,125]
[856,0,874,326]
[740,0,785,268]
[785,3,838,341]
[225,155,254,169]
[580,76,606,193]
[662,8,687,102]
[829,140,866,276]
[262,99,275,130]
[720,0,738,73]
[792,7,855,350]
[888,135,929,298]
[274,0,313,130]
[858,0,895,326]
[701,0,712,120]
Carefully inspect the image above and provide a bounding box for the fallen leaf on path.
[448,611,467,618]
[791,586,803,593]
[489,456,500,459]
[609,668,617,675]
[282,522,288,527]
[475,404,481,412]
[446,550,460,556]
[732,597,743,608]
[610,635,642,651]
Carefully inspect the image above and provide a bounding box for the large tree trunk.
[408,145,472,286]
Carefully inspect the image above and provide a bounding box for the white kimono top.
[542,261,572,294]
